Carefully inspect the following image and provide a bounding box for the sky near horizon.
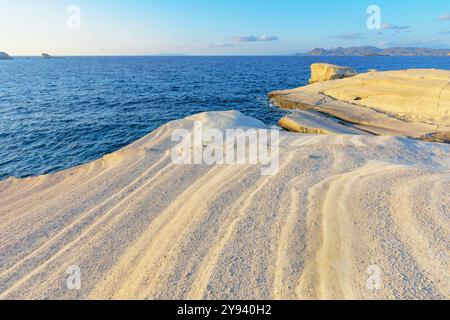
[2,0,450,55]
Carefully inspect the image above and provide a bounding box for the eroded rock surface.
[1,111,449,300]
[270,68,450,142]
[309,63,357,84]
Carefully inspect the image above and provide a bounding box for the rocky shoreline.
[0,64,449,300]
[269,63,450,143]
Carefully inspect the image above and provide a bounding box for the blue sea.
[2,56,450,180]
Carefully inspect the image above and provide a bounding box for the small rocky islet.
[0,51,13,60]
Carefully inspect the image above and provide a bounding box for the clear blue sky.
[1,0,450,55]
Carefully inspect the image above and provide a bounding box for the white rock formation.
[271,68,450,141]
[1,111,449,299]
[279,110,370,135]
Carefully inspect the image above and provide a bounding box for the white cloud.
[381,24,410,31]
[438,13,450,21]
[234,34,279,42]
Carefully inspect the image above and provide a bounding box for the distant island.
[300,46,450,56]
[42,53,61,59]
[153,53,189,56]
[0,51,13,60]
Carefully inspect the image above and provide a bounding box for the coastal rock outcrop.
[0,52,13,60]
[309,63,357,84]
[270,68,450,142]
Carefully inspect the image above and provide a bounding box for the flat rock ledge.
[270,68,450,143]
[279,110,370,135]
